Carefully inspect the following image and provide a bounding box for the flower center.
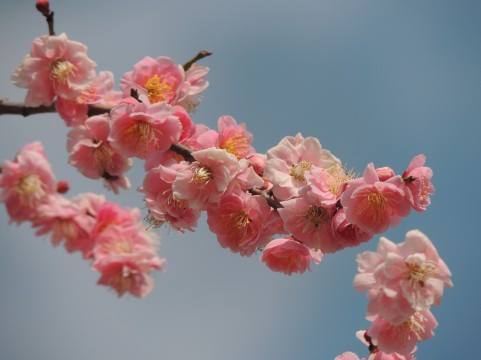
[15,174,45,203]
[231,211,251,229]
[305,205,329,228]
[123,120,158,156]
[367,192,386,209]
[406,260,436,285]
[103,239,134,255]
[326,165,355,196]
[50,60,76,84]
[221,134,250,158]
[93,143,114,167]
[191,166,213,185]
[144,74,175,103]
[290,160,312,182]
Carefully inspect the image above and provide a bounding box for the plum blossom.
[354,230,453,324]
[216,115,254,159]
[32,195,96,258]
[173,148,240,209]
[67,114,132,191]
[335,353,362,360]
[264,133,341,201]
[0,142,56,223]
[110,101,185,159]
[329,209,373,253]
[403,154,434,212]
[207,189,280,256]
[121,56,209,111]
[368,311,437,356]
[57,71,122,126]
[261,237,323,275]
[341,163,411,234]
[91,202,165,297]
[278,195,336,251]
[141,162,200,232]
[11,33,96,106]
[177,64,210,112]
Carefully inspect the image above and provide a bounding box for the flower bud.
[35,0,50,17]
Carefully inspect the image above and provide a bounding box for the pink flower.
[217,116,254,159]
[335,353,362,360]
[91,202,165,297]
[261,237,322,275]
[0,142,56,223]
[354,230,453,324]
[68,114,132,186]
[341,164,411,234]
[402,154,434,212]
[305,165,354,206]
[356,330,415,360]
[278,195,336,251]
[264,133,341,200]
[181,124,218,151]
[32,195,96,258]
[177,64,210,112]
[12,33,96,106]
[121,56,184,105]
[207,190,279,256]
[368,311,437,356]
[329,209,373,253]
[110,101,184,159]
[247,153,266,176]
[141,162,200,232]
[173,148,240,209]
[376,167,396,182]
[56,71,121,127]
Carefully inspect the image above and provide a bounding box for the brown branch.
[0,100,109,117]
[249,188,283,209]
[46,11,55,36]
[183,50,212,71]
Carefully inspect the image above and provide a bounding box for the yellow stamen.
[144,74,175,104]
[290,160,312,182]
[305,205,329,228]
[50,60,76,84]
[406,260,436,286]
[221,134,250,158]
[404,313,426,340]
[15,174,45,204]
[93,143,114,167]
[231,211,251,229]
[191,166,213,185]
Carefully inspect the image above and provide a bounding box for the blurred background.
[0,0,480,359]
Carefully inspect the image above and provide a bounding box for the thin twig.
[183,50,212,71]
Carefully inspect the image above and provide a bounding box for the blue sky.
[0,1,480,359]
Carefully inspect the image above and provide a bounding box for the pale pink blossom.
[376,167,396,182]
[90,201,143,239]
[368,311,437,356]
[141,162,200,232]
[278,195,336,251]
[173,148,240,209]
[261,237,322,275]
[32,195,95,258]
[335,353,362,360]
[181,124,218,151]
[264,133,341,200]
[247,153,266,176]
[68,114,132,187]
[354,230,453,324]
[12,33,96,106]
[0,142,56,223]
[56,71,121,126]
[110,101,184,159]
[356,330,415,360]
[305,165,354,206]
[341,164,411,234]
[207,190,279,256]
[403,154,434,212]
[217,115,254,159]
[177,64,210,112]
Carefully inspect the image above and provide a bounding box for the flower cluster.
[0,142,164,297]
[335,230,452,359]
[11,27,436,277]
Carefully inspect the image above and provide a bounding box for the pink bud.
[376,166,396,181]
[35,0,50,17]
[56,180,70,194]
